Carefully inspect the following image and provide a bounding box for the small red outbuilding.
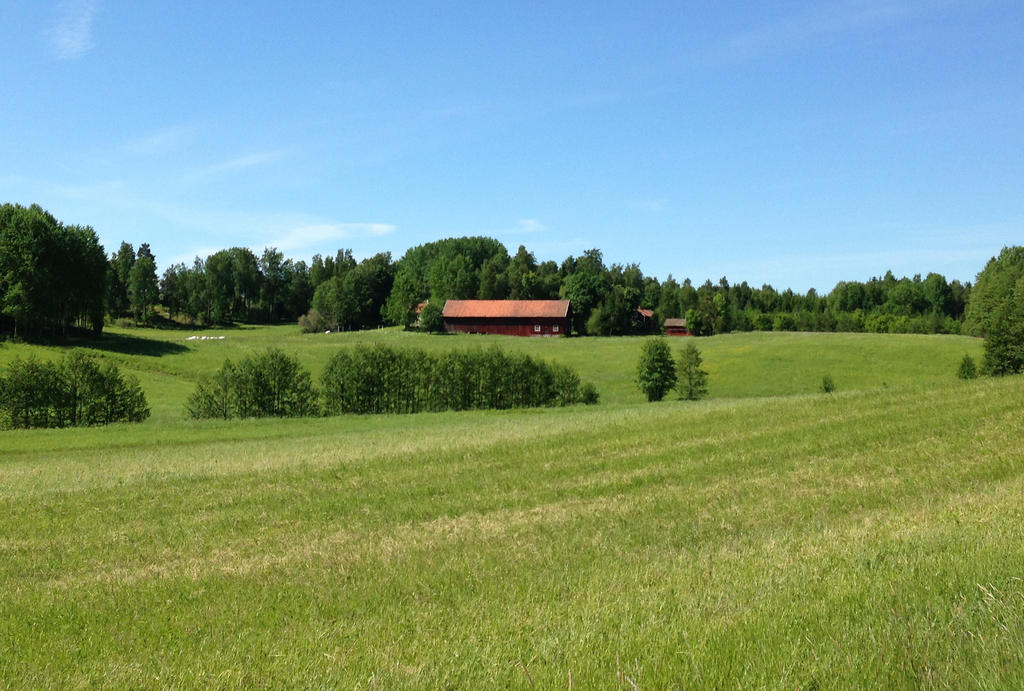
[664,317,692,336]
[442,300,572,337]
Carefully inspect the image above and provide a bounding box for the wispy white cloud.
[120,125,195,157]
[184,151,286,181]
[488,218,549,238]
[48,0,99,60]
[630,198,669,213]
[514,218,547,234]
[267,222,397,253]
[715,0,923,63]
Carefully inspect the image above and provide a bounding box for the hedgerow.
[321,344,593,415]
[0,351,149,429]
[187,348,319,419]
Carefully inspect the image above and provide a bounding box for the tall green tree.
[964,246,1024,336]
[108,241,135,318]
[128,244,159,323]
[635,338,676,402]
[983,276,1024,375]
[676,342,709,400]
[1,204,107,337]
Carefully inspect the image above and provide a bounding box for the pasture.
[0,325,985,420]
[2,326,1022,687]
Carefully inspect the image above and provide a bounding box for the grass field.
[3,326,1022,687]
[0,325,985,420]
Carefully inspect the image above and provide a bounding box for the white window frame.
[534,324,542,333]
[552,324,559,333]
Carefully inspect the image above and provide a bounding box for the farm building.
[633,307,656,333]
[664,317,692,336]
[442,300,572,337]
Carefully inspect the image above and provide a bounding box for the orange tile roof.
[442,300,571,319]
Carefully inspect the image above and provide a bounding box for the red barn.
[664,317,692,336]
[442,300,572,337]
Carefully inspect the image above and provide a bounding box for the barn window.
[534,324,541,333]
[552,325,559,333]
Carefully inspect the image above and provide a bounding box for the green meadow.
[0,325,985,419]
[4,326,1024,687]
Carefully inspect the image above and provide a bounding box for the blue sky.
[2,1,1022,292]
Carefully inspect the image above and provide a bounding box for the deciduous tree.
[636,338,676,402]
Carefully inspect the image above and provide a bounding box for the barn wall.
[444,317,570,336]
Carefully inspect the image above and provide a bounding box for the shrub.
[298,309,328,333]
[820,374,836,394]
[418,303,444,332]
[957,354,979,380]
[580,382,600,405]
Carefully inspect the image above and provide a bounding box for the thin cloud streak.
[268,223,397,253]
[489,218,549,238]
[120,125,195,157]
[184,151,286,181]
[48,0,98,60]
[715,0,921,63]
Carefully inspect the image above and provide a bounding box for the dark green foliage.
[982,276,1024,375]
[560,250,609,334]
[418,302,444,332]
[0,203,107,337]
[0,199,979,338]
[230,349,320,418]
[964,247,1024,337]
[0,357,60,428]
[310,253,394,331]
[186,363,234,419]
[0,351,149,429]
[187,349,319,419]
[677,343,709,400]
[820,374,836,394]
[957,354,979,380]
[128,244,159,324]
[580,381,600,405]
[636,338,676,402]
[384,237,509,327]
[108,241,136,318]
[320,344,591,414]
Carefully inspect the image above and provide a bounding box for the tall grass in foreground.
[1,376,1023,686]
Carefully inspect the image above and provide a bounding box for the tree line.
[0,204,107,337]
[167,238,974,337]
[187,346,597,419]
[0,202,979,340]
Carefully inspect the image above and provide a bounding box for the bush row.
[188,345,597,419]
[0,351,149,429]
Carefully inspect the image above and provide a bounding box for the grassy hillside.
[1,326,1013,686]
[1,374,1023,686]
[0,325,984,421]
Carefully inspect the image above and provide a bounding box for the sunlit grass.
[1,372,1023,686]
[0,325,985,421]
[0,325,1013,686]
